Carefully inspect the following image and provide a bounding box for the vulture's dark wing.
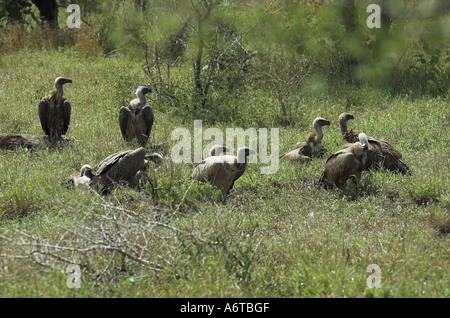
[62,99,71,135]
[38,98,50,135]
[279,141,311,159]
[119,106,131,141]
[142,106,154,138]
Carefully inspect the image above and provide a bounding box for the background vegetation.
[0,0,448,298]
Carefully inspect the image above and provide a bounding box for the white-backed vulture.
[339,112,410,175]
[339,113,355,137]
[192,146,256,195]
[38,77,72,141]
[90,147,149,194]
[119,86,154,147]
[67,148,160,193]
[279,117,331,161]
[319,133,369,189]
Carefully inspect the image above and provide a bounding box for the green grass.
[0,49,448,298]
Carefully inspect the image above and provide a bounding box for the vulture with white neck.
[319,132,369,189]
[338,113,410,175]
[67,148,161,193]
[66,148,148,194]
[279,117,331,161]
[119,86,154,147]
[192,146,256,195]
[38,77,72,141]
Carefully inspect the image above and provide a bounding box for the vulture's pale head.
[145,153,163,165]
[313,117,331,128]
[339,113,354,123]
[55,77,72,87]
[339,113,355,135]
[350,132,369,157]
[358,133,369,151]
[80,164,93,179]
[236,147,256,163]
[136,86,152,96]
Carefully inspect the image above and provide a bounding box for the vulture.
[66,147,150,194]
[67,148,163,193]
[119,86,154,147]
[91,147,149,194]
[38,77,72,141]
[339,113,355,137]
[192,146,256,195]
[279,117,331,161]
[339,112,410,175]
[319,132,369,189]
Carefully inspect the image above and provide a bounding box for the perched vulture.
[38,77,72,141]
[279,117,331,161]
[192,146,256,195]
[119,86,154,147]
[319,132,369,189]
[339,112,410,175]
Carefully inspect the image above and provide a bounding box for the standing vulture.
[192,146,256,195]
[279,117,331,162]
[338,113,410,175]
[319,133,369,189]
[119,86,154,147]
[38,77,72,141]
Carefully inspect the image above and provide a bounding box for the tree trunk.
[31,0,59,29]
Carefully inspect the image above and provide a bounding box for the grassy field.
[0,48,448,298]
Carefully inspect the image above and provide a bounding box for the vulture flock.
[2,76,412,197]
